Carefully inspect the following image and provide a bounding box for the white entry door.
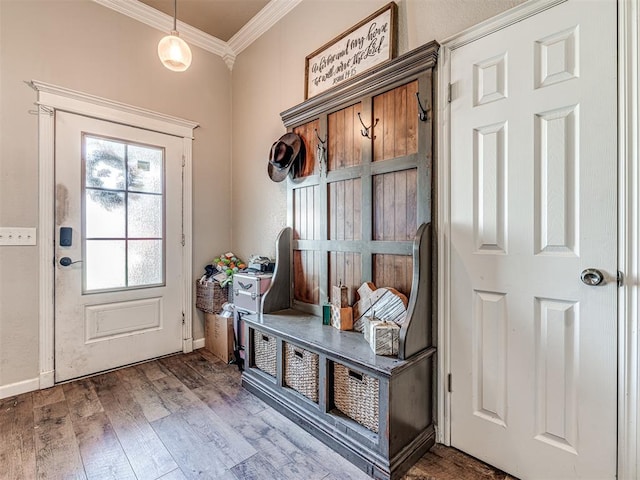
[54,111,184,382]
[449,1,617,478]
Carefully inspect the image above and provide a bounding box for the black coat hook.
[315,128,327,145]
[315,128,327,175]
[416,92,429,122]
[357,112,379,139]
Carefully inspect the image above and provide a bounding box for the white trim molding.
[227,0,303,56]
[30,80,198,388]
[182,136,194,354]
[439,0,566,48]
[37,104,55,391]
[435,43,451,446]
[29,80,198,137]
[618,0,639,478]
[192,338,205,350]
[0,377,41,400]
[91,0,303,70]
[92,0,228,56]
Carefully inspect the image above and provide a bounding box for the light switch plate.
[0,227,37,246]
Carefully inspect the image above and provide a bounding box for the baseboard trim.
[193,337,205,349]
[40,370,54,389]
[0,377,40,400]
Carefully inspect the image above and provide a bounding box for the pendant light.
[157,0,192,72]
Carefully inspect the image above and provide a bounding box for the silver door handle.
[581,268,604,286]
[59,257,82,267]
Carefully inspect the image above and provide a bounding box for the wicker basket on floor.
[253,330,277,377]
[195,280,228,314]
[333,363,379,433]
[284,343,319,403]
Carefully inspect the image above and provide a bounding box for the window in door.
[83,134,165,292]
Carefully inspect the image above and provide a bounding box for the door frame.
[30,80,198,388]
[436,0,640,478]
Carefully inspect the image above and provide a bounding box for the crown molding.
[92,0,302,70]
[228,0,303,55]
[92,0,228,56]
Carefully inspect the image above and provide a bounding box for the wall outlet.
[0,227,37,246]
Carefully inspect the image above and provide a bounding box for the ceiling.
[138,0,271,42]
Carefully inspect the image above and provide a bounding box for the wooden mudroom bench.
[242,224,434,480]
[242,41,439,479]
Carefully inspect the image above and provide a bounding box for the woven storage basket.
[195,280,229,314]
[333,363,379,433]
[284,343,319,403]
[253,330,277,377]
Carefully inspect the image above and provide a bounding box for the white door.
[449,1,617,479]
[54,111,184,382]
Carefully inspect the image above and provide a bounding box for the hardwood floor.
[0,350,515,480]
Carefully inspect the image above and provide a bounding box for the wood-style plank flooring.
[0,350,516,480]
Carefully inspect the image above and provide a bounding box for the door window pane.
[128,145,163,193]
[86,240,126,290]
[128,193,162,237]
[83,134,166,293]
[85,191,125,238]
[85,137,126,190]
[128,240,163,286]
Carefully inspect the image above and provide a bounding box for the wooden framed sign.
[305,2,397,99]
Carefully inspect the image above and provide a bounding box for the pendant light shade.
[158,0,192,72]
[158,31,192,71]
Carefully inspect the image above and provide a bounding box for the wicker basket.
[333,363,379,433]
[253,330,277,377]
[284,343,319,403]
[195,280,229,314]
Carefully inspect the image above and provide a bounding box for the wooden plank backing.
[373,168,418,241]
[328,251,362,306]
[328,178,361,241]
[293,250,320,305]
[328,103,362,171]
[293,185,319,240]
[373,254,413,298]
[292,119,320,178]
[373,80,419,162]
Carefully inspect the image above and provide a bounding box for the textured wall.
[0,0,232,387]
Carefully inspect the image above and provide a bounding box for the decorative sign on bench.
[304,2,397,99]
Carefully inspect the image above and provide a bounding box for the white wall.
[230,0,525,260]
[0,0,232,388]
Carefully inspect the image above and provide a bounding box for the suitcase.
[233,273,272,314]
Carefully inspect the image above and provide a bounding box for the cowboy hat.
[267,132,305,182]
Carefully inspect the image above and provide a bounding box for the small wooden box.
[204,313,234,363]
[364,318,399,356]
[331,284,349,308]
[331,304,353,331]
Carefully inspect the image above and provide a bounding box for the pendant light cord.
[173,0,177,31]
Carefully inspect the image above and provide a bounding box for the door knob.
[581,268,604,286]
[59,257,82,267]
